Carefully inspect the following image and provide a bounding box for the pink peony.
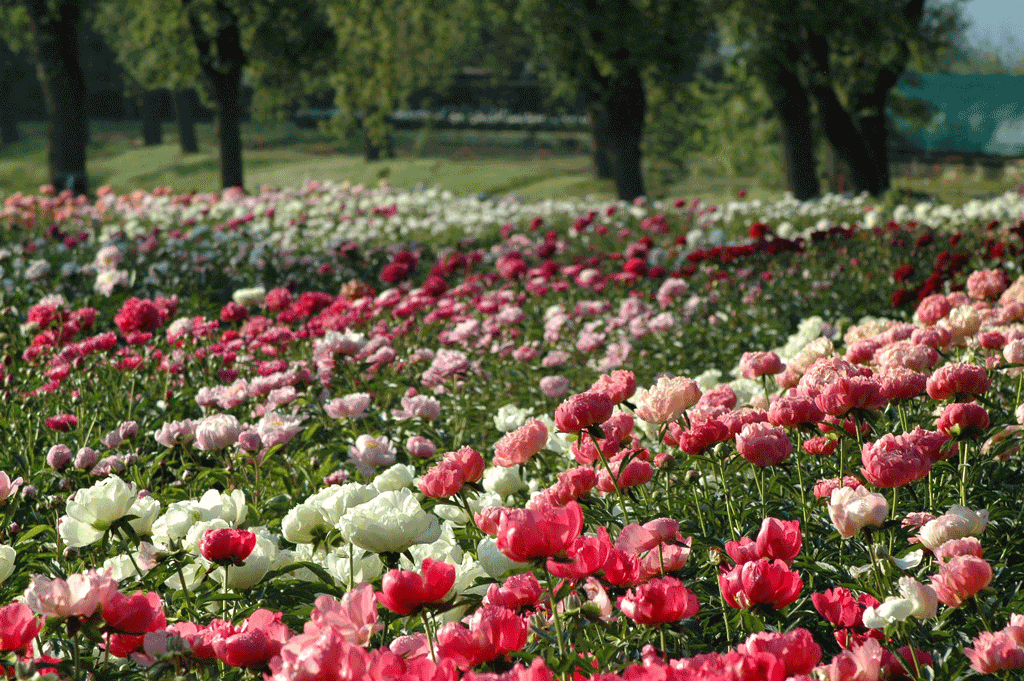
[494,419,548,467]
[554,391,613,433]
[860,433,931,488]
[735,422,792,466]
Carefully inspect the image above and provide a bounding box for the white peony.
[337,488,440,553]
[59,476,160,548]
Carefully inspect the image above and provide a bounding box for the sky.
[962,0,1024,54]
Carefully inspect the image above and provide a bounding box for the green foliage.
[321,0,480,154]
[514,0,711,98]
[644,59,781,189]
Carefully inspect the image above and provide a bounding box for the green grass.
[0,120,784,204]
[1,119,1017,206]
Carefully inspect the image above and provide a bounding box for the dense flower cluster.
[0,184,1023,679]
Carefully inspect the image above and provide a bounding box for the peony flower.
[212,609,291,668]
[198,528,257,565]
[828,486,888,538]
[554,391,614,433]
[377,558,456,615]
[737,629,822,677]
[718,558,803,610]
[936,402,990,437]
[739,351,785,379]
[102,591,165,636]
[753,517,802,565]
[964,628,1024,674]
[493,419,548,467]
[25,568,118,619]
[590,370,637,404]
[306,584,382,646]
[0,603,43,655]
[45,413,78,431]
[325,393,371,419]
[348,434,397,476]
[0,472,22,504]
[153,419,196,447]
[0,544,14,586]
[860,433,931,488]
[540,375,570,399]
[735,421,792,465]
[931,555,993,607]
[862,577,939,629]
[495,501,585,562]
[232,286,266,307]
[632,376,701,424]
[918,505,988,550]
[405,435,436,459]
[418,460,466,499]
[59,475,160,547]
[46,445,73,470]
[194,414,244,451]
[337,488,440,554]
[926,363,992,401]
[444,446,485,483]
[618,576,700,625]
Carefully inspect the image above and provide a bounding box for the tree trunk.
[0,106,17,146]
[213,79,244,190]
[589,104,614,180]
[859,109,890,193]
[361,111,394,161]
[185,0,246,190]
[602,68,647,202]
[811,82,884,196]
[141,90,163,146]
[25,0,89,195]
[173,89,199,153]
[758,53,819,200]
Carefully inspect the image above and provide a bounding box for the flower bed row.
[0,186,1022,680]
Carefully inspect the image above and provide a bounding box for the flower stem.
[544,566,566,658]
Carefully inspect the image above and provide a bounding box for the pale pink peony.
[918,505,988,550]
[632,376,701,424]
[325,393,371,419]
[493,419,548,467]
[739,351,785,379]
[24,568,119,619]
[0,472,23,504]
[828,486,888,538]
[194,414,244,451]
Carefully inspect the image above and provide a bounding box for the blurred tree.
[645,56,781,192]
[514,0,713,201]
[0,0,89,194]
[91,3,199,151]
[93,0,334,189]
[723,0,962,198]
[320,0,479,161]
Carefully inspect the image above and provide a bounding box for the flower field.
[1,181,1024,680]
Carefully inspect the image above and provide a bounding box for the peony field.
[1,181,1024,680]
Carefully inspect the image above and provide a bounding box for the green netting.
[892,73,1024,156]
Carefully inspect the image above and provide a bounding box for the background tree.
[94,0,335,190]
[514,0,713,201]
[320,0,479,161]
[92,4,198,150]
[0,0,90,194]
[723,0,962,198]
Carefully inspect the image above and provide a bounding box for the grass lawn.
[1,119,1019,205]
